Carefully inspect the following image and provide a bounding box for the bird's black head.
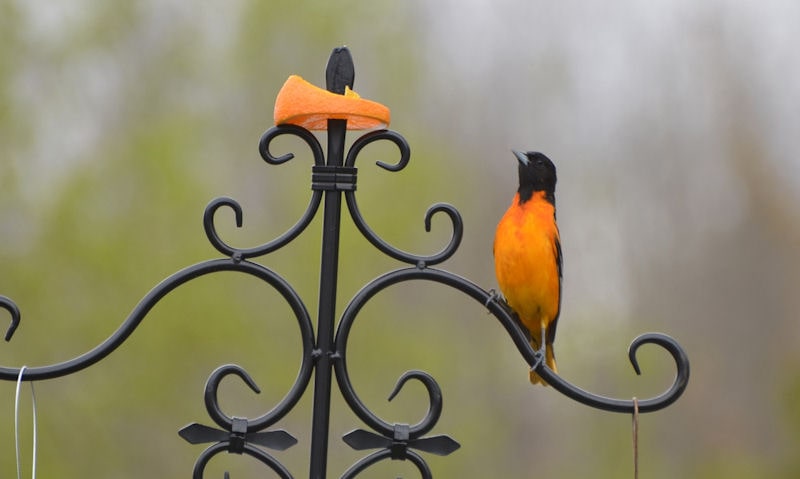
[513,150,557,205]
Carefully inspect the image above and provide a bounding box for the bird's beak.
[512,150,529,166]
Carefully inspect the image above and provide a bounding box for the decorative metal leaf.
[249,430,298,451]
[342,429,391,450]
[411,435,461,456]
[178,423,227,444]
[343,429,460,457]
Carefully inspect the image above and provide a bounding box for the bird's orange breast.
[493,192,561,329]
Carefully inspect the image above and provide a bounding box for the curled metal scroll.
[342,130,463,267]
[341,448,431,479]
[334,266,689,449]
[191,441,293,479]
[329,126,688,477]
[204,125,325,259]
[180,364,307,479]
[202,361,310,433]
[0,259,313,478]
[1,295,20,341]
[0,259,314,385]
[333,254,480,476]
[335,368,446,441]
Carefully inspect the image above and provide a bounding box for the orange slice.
[273,75,391,130]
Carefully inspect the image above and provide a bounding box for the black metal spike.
[325,46,355,94]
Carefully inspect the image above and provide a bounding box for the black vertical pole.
[308,47,354,479]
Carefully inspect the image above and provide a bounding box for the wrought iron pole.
[309,47,354,479]
[309,119,344,479]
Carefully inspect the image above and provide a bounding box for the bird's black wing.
[547,230,563,345]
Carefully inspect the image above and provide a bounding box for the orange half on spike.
[273,75,391,131]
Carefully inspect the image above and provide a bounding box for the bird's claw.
[530,350,545,372]
[484,289,501,308]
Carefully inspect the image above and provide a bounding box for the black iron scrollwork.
[179,365,302,479]
[342,130,463,267]
[339,371,460,479]
[0,259,313,382]
[0,46,688,478]
[331,267,688,476]
[203,125,326,260]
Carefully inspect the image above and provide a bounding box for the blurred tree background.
[1,0,798,477]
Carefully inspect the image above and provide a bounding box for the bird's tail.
[529,343,557,386]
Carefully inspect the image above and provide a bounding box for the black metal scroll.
[0,47,689,478]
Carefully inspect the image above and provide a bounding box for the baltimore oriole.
[493,150,562,385]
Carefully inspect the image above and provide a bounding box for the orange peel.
[273,75,390,130]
